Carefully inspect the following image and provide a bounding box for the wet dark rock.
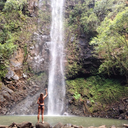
[9,122,33,128]
[119,113,125,119]
[35,122,50,128]
[71,125,79,128]
[119,104,125,114]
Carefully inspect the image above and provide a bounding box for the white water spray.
[48,0,65,115]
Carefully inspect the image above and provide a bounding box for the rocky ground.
[0,122,128,128]
[1,122,128,128]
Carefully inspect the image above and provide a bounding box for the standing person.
[37,88,48,123]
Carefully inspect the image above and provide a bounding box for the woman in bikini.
[37,88,48,123]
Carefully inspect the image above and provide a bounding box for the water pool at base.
[0,116,128,127]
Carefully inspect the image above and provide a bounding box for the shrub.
[66,76,128,104]
[3,0,27,12]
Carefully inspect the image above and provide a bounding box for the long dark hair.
[40,93,44,99]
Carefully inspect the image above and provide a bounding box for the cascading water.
[48,0,65,115]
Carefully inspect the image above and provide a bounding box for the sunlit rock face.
[27,32,50,73]
[6,48,24,81]
[7,0,51,115]
[0,0,51,115]
[27,0,51,74]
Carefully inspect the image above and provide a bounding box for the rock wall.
[0,0,51,115]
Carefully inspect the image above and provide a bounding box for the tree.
[90,8,128,80]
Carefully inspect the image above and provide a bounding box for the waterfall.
[48,0,65,115]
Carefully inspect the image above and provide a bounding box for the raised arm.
[44,88,48,99]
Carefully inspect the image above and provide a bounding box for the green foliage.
[0,82,2,90]
[0,0,36,79]
[66,0,126,36]
[24,44,28,58]
[3,0,27,12]
[0,11,18,78]
[0,0,6,10]
[28,72,46,82]
[66,0,127,79]
[0,63,8,79]
[67,0,124,35]
[36,72,46,81]
[66,76,128,104]
[66,78,85,99]
[38,10,51,24]
[67,61,82,78]
[74,92,81,100]
[86,76,128,103]
[66,36,83,78]
[0,41,16,78]
[80,12,99,33]
[90,8,128,77]
[94,0,125,20]
[67,0,99,34]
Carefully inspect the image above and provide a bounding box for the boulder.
[62,126,72,128]
[71,125,79,128]
[119,104,125,114]
[98,125,106,128]
[110,125,116,128]
[0,125,8,128]
[88,126,95,128]
[123,124,128,128]
[53,123,63,128]
[9,122,33,128]
[35,122,50,128]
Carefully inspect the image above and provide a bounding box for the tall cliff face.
[0,0,51,115]
[0,0,100,115]
[0,0,116,117]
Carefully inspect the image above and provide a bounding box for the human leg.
[41,106,45,123]
[37,106,41,123]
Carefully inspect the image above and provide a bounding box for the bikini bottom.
[39,105,44,108]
